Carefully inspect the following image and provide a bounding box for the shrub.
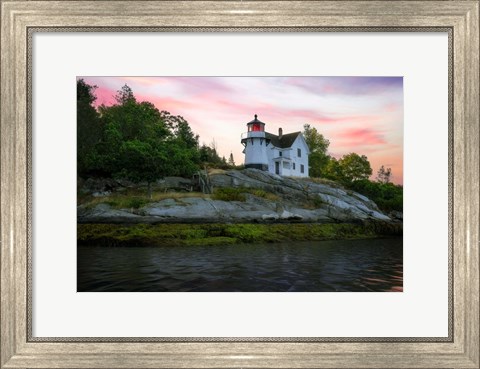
[105,197,149,209]
[250,188,279,201]
[347,179,403,212]
[312,195,324,208]
[124,197,150,209]
[212,187,246,202]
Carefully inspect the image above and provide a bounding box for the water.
[77,238,402,292]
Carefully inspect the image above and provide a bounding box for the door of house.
[275,162,280,175]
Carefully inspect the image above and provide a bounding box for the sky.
[79,76,404,184]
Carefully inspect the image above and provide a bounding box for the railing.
[193,167,213,194]
[241,131,265,140]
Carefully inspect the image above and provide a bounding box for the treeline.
[78,79,402,212]
[77,80,236,193]
[303,124,403,212]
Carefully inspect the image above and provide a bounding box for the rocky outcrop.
[78,169,395,224]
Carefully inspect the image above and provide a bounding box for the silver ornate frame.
[1,1,478,368]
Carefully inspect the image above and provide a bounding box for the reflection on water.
[77,238,403,292]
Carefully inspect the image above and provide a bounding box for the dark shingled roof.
[265,131,301,148]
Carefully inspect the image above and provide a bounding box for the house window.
[297,148,301,157]
[293,163,296,170]
[300,164,305,173]
[279,151,282,157]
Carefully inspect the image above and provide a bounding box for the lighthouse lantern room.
[241,114,270,171]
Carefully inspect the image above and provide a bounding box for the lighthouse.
[241,114,270,171]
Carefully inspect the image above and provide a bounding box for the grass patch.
[208,168,227,175]
[212,187,247,202]
[78,222,402,247]
[298,176,346,189]
[78,190,210,209]
[79,185,279,210]
[302,195,325,210]
[105,197,150,209]
[212,187,279,202]
[249,189,279,201]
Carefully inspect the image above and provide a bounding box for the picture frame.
[1,1,478,368]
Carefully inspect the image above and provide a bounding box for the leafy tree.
[199,143,224,166]
[158,111,200,176]
[92,84,201,196]
[116,140,168,197]
[77,79,103,176]
[338,153,372,183]
[349,179,403,212]
[323,155,402,212]
[160,111,199,148]
[322,158,343,182]
[303,124,330,177]
[376,165,392,184]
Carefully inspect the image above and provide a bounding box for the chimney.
[278,127,283,139]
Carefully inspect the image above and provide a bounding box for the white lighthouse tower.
[241,114,270,171]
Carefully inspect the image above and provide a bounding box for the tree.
[116,140,168,198]
[338,153,373,183]
[115,84,135,105]
[77,79,103,176]
[77,82,209,192]
[228,153,235,166]
[94,84,201,196]
[160,111,199,148]
[198,142,225,167]
[376,165,392,184]
[98,99,170,196]
[302,124,331,177]
[158,111,200,175]
[322,158,345,182]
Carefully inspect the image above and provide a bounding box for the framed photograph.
[1,1,478,368]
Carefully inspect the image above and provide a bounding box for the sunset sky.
[79,76,404,184]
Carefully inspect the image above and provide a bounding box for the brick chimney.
[278,127,283,139]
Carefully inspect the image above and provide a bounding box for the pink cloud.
[92,85,116,106]
[287,76,403,97]
[122,77,168,86]
[384,102,401,113]
[77,76,403,184]
[336,128,386,147]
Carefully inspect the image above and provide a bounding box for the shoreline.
[77,221,403,247]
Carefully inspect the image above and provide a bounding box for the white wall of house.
[289,135,310,177]
[266,146,278,173]
[265,135,309,177]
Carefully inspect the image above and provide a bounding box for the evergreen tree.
[77,79,102,176]
[228,153,235,166]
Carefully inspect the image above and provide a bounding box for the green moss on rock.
[78,222,402,247]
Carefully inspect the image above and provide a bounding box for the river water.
[77,238,402,292]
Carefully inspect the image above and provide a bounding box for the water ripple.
[77,238,403,292]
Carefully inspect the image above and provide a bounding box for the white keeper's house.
[241,114,310,177]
